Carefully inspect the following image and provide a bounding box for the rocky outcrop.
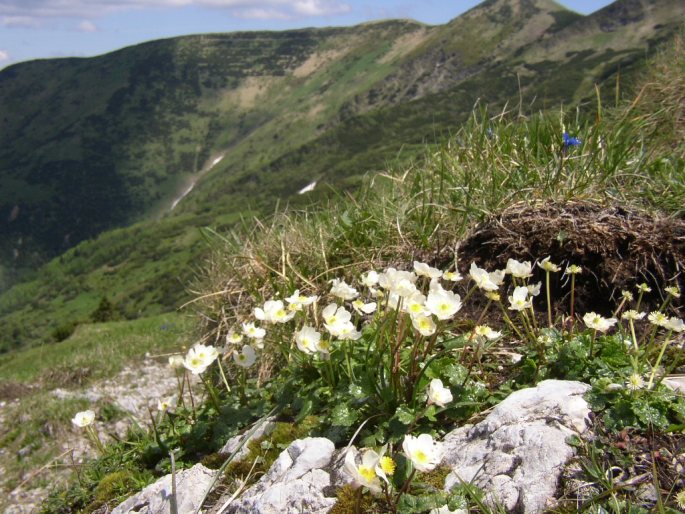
[111,463,216,514]
[226,437,337,514]
[441,380,592,513]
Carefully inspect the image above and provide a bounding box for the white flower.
[329,278,359,301]
[72,410,95,428]
[234,345,256,368]
[506,258,533,278]
[255,300,295,324]
[402,433,443,472]
[648,311,668,327]
[474,325,501,340]
[527,282,542,297]
[294,326,321,355]
[412,314,436,336]
[242,321,266,340]
[664,317,685,333]
[285,289,318,307]
[403,292,428,317]
[637,283,652,293]
[427,379,453,407]
[426,286,462,320]
[226,330,243,345]
[316,338,331,355]
[538,256,560,273]
[184,344,219,374]
[336,321,362,341]
[414,261,443,279]
[157,397,177,412]
[352,299,377,315]
[360,270,379,288]
[344,448,382,494]
[469,262,503,291]
[566,264,582,275]
[168,355,185,369]
[583,312,617,332]
[442,270,463,282]
[665,286,680,298]
[621,310,646,321]
[626,373,644,391]
[508,286,532,311]
[378,268,418,295]
[322,303,352,334]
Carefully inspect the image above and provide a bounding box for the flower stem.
[217,358,232,394]
[545,270,553,328]
[647,330,673,389]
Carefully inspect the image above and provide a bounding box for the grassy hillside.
[24,33,685,514]
[1,0,684,355]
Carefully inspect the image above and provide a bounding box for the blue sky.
[0,1,615,68]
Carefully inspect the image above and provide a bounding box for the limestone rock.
[442,380,591,513]
[226,437,336,514]
[219,416,277,462]
[111,463,216,514]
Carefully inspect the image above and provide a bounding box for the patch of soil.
[454,200,685,316]
[0,382,33,401]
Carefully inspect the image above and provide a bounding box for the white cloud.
[0,49,10,61]
[1,15,42,27]
[78,19,97,31]
[0,0,352,25]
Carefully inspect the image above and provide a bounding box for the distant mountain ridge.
[0,0,684,350]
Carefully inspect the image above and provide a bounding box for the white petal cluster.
[233,345,257,368]
[425,284,462,320]
[427,379,453,407]
[242,321,266,340]
[474,325,501,340]
[508,286,532,311]
[414,261,443,279]
[352,299,377,315]
[412,314,437,336]
[664,317,685,333]
[506,258,533,278]
[322,303,360,339]
[226,330,243,345]
[402,433,443,472]
[344,448,382,494]
[378,268,418,297]
[360,270,379,288]
[582,312,617,332]
[538,256,560,273]
[184,344,219,375]
[168,355,185,369]
[72,410,95,428]
[330,278,359,300]
[294,326,322,355]
[469,262,504,291]
[255,300,296,323]
[442,270,463,282]
[285,289,318,308]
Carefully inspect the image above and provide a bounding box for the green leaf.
[397,492,447,513]
[394,405,415,425]
[633,401,669,428]
[295,398,313,424]
[331,403,358,427]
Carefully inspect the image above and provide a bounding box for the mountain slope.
[1,0,684,352]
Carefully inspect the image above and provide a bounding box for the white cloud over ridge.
[0,0,351,25]
[0,49,10,61]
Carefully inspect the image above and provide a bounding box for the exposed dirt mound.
[457,201,685,315]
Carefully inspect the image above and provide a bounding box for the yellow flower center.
[415,450,428,463]
[380,456,395,475]
[359,466,376,482]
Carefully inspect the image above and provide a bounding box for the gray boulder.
[442,379,591,513]
[226,437,337,514]
[111,463,216,514]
